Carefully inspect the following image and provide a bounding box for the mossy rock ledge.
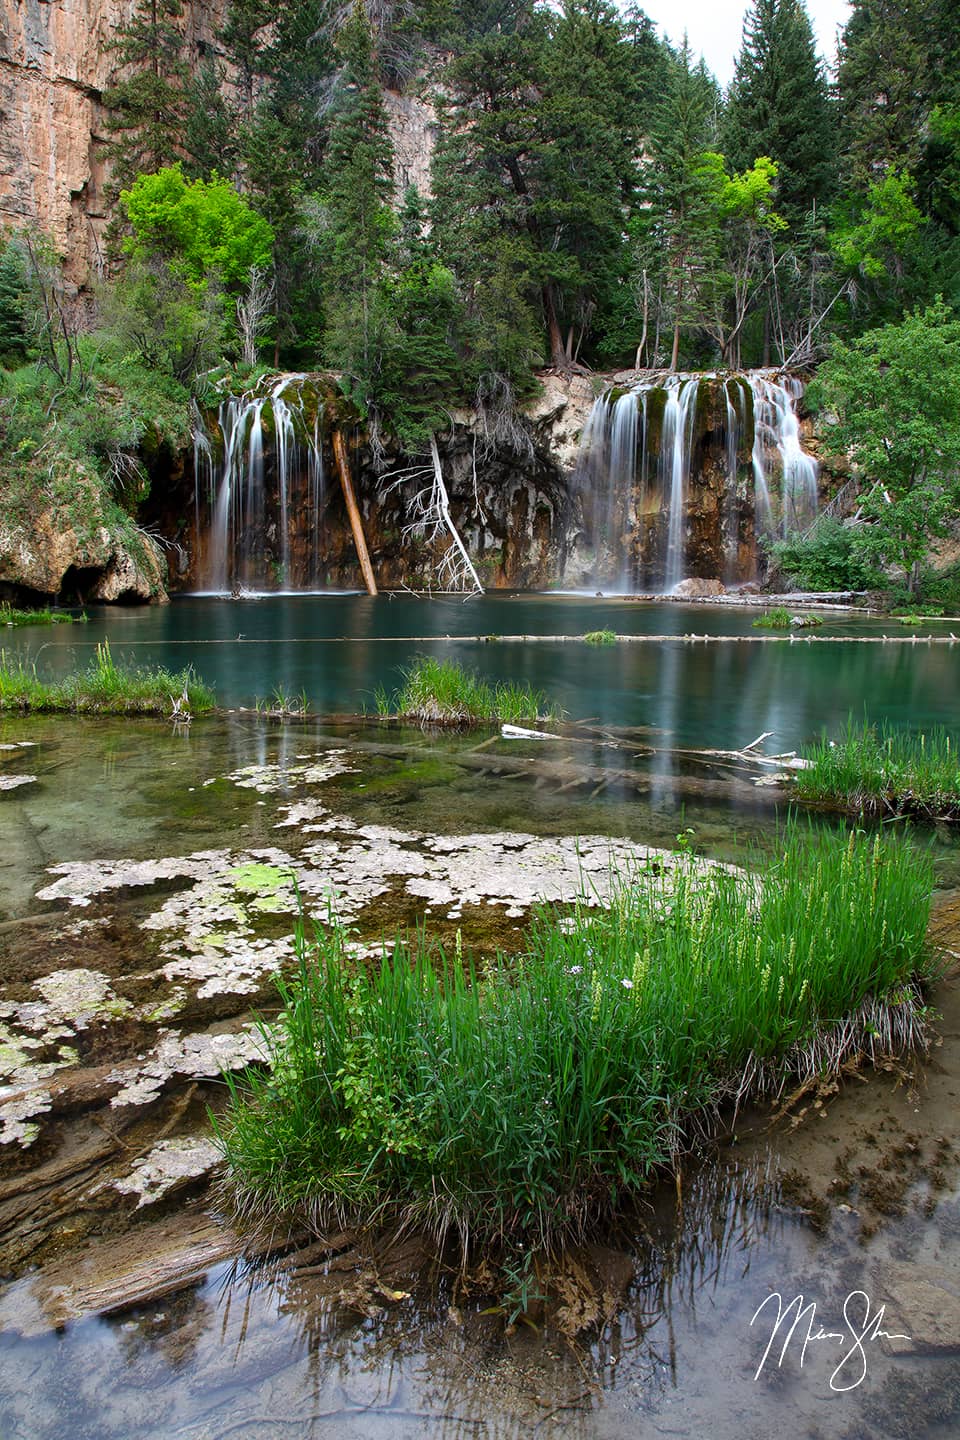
[0,461,167,605]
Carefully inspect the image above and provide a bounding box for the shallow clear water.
[1,1121,958,1440]
[6,595,959,746]
[2,598,960,1439]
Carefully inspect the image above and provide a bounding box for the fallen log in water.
[307,730,786,805]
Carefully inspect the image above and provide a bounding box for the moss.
[642,386,668,460]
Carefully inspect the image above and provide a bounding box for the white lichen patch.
[222,750,357,794]
[0,1087,52,1146]
[108,1027,266,1109]
[0,775,37,791]
[32,969,132,1028]
[274,798,331,830]
[0,1023,78,1087]
[0,970,131,1093]
[109,1137,221,1207]
[162,935,294,999]
[36,851,232,907]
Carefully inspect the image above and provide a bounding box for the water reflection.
[2,1138,957,1440]
[8,596,960,747]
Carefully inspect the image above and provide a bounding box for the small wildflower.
[621,977,634,989]
[568,964,583,975]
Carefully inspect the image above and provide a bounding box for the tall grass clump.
[376,655,561,726]
[219,826,937,1253]
[0,604,85,628]
[795,720,960,819]
[583,629,617,646]
[752,606,792,629]
[0,642,215,715]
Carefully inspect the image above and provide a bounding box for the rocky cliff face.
[0,3,438,286]
[0,0,229,283]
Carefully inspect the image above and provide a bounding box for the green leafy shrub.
[772,517,872,591]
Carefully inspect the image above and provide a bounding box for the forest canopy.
[1,0,958,564]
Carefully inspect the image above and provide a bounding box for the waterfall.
[192,376,326,592]
[749,373,819,539]
[723,379,747,579]
[662,377,700,592]
[573,370,817,591]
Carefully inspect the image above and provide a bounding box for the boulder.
[672,577,727,598]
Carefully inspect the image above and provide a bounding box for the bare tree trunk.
[542,284,567,369]
[428,436,484,593]
[332,430,378,596]
[635,268,649,370]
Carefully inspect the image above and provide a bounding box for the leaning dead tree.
[382,436,484,593]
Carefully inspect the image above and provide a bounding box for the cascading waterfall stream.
[573,370,818,592]
[662,377,700,593]
[192,376,327,592]
[751,375,820,538]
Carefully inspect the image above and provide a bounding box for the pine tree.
[722,0,836,222]
[378,188,467,446]
[837,0,960,192]
[0,240,28,363]
[641,38,722,369]
[182,61,236,179]
[321,2,395,408]
[221,0,275,118]
[102,0,187,189]
[431,0,650,373]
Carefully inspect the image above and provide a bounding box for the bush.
[772,517,873,591]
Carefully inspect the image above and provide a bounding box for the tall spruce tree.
[837,0,960,192]
[321,2,395,409]
[431,0,648,373]
[641,37,721,369]
[0,239,28,364]
[103,0,187,188]
[722,0,835,222]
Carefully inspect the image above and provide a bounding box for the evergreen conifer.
[723,0,836,222]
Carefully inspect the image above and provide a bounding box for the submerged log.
[332,430,378,596]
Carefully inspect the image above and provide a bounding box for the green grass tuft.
[377,655,561,727]
[0,604,86,628]
[583,629,617,646]
[752,606,792,629]
[218,826,937,1253]
[0,641,215,716]
[795,720,960,819]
